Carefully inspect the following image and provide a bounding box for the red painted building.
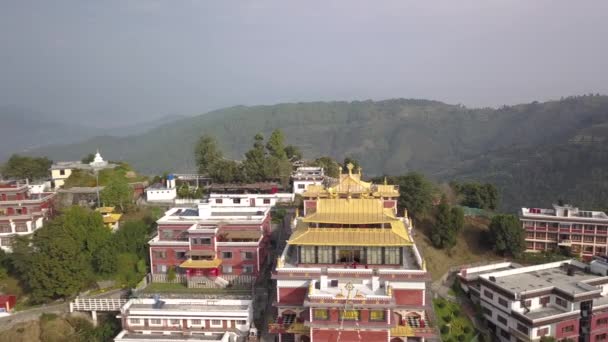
[270,165,436,342]
[520,204,608,260]
[0,180,55,251]
[149,202,271,287]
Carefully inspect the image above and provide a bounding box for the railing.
[70,297,127,312]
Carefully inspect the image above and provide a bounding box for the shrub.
[444,315,452,323]
[436,300,446,308]
[463,326,472,334]
[452,308,460,316]
[457,335,466,342]
[440,325,449,334]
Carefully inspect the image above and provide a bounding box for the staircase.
[214,276,229,288]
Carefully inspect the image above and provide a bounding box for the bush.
[436,300,446,308]
[463,326,472,334]
[452,308,461,316]
[167,266,176,282]
[457,335,466,342]
[443,315,452,323]
[440,325,449,334]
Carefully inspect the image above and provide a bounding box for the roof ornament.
[346,162,354,176]
[357,166,362,176]
[384,177,388,186]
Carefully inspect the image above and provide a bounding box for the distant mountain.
[23,95,608,211]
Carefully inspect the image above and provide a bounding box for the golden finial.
[357,166,362,175]
[384,177,388,186]
[346,162,354,175]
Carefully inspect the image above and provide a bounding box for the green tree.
[284,145,303,161]
[112,220,151,259]
[1,154,52,181]
[385,173,435,219]
[194,135,222,175]
[94,243,117,276]
[242,133,268,181]
[450,206,465,233]
[266,129,288,160]
[489,214,525,257]
[100,175,132,211]
[431,197,457,249]
[81,153,95,164]
[453,182,499,210]
[342,157,360,172]
[208,159,242,183]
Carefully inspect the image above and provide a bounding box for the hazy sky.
[1,1,608,127]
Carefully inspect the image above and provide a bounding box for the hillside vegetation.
[26,95,608,211]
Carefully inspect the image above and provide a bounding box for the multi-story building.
[0,180,55,251]
[114,297,257,342]
[270,164,435,342]
[149,202,271,287]
[520,204,608,260]
[458,260,608,342]
[291,167,325,195]
[207,182,293,207]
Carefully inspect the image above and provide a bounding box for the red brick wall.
[394,289,424,306]
[150,246,189,272]
[312,328,387,342]
[384,200,396,209]
[278,287,307,305]
[555,318,579,339]
[217,246,259,275]
[592,311,608,333]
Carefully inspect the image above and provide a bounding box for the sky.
[1,0,608,127]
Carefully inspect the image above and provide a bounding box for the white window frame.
[210,319,223,327]
[149,318,162,326]
[129,318,142,325]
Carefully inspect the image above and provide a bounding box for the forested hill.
[26,95,608,211]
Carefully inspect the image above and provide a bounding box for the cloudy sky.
[1,0,607,127]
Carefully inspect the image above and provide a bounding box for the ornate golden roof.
[287,226,412,246]
[302,163,398,198]
[302,198,395,224]
[179,258,222,269]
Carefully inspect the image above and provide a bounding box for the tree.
[431,196,458,249]
[100,175,132,211]
[450,206,465,233]
[1,154,52,181]
[208,159,242,183]
[242,133,268,182]
[489,214,525,257]
[284,145,303,161]
[194,135,222,175]
[386,173,435,219]
[453,182,499,210]
[81,153,95,164]
[342,157,360,172]
[266,129,288,160]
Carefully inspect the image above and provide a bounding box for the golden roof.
[96,206,116,214]
[102,213,122,224]
[288,222,412,246]
[302,163,398,198]
[303,198,395,224]
[179,258,222,269]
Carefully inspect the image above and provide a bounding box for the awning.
[180,258,222,269]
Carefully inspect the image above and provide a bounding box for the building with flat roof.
[149,203,271,288]
[458,260,608,342]
[114,297,257,342]
[291,167,324,195]
[0,179,55,251]
[520,204,608,260]
[270,164,435,342]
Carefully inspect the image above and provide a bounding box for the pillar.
[91,310,98,326]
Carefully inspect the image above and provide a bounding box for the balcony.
[558,240,572,246]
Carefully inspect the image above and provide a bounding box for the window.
[222,265,233,274]
[236,320,247,325]
[497,315,507,325]
[498,297,508,307]
[199,238,211,245]
[597,333,608,341]
[500,330,510,338]
[339,310,360,321]
[191,319,202,325]
[243,265,254,274]
[129,318,141,325]
[241,251,254,260]
[517,323,529,335]
[483,290,494,300]
[233,198,241,204]
[263,199,271,204]
[211,320,222,327]
[150,319,161,325]
[369,310,385,321]
[0,225,11,233]
[176,251,186,259]
[60,169,65,175]
[300,246,315,263]
[540,296,550,306]
[15,224,27,232]
[537,327,548,336]
[153,251,167,259]
[555,297,568,308]
[482,307,492,317]
[161,230,172,239]
[562,325,574,333]
[298,184,306,189]
[384,247,400,264]
[222,252,232,259]
[523,300,531,308]
[317,246,332,263]
[170,319,180,325]
[216,199,223,204]
[598,318,608,326]
[367,247,382,264]
[313,309,329,320]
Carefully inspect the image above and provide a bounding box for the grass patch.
[515,251,570,266]
[143,282,251,295]
[416,216,503,281]
[433,298,477,341]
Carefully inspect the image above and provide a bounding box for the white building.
[458,260,608,342]
[208,192,294,207]
[291,167,324,194]
[146,175,177,202]
[114,298,257,342]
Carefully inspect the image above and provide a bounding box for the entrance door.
[250,198,255,207]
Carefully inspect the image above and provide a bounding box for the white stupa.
[89,149,108,168]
